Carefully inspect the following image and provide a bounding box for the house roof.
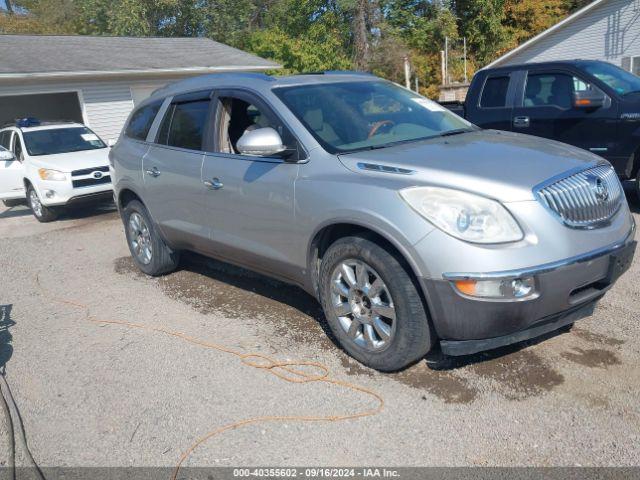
[485,0,606,69]
[0,35,280,80]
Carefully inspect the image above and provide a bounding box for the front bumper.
[421,227,636,356]
[37,181,113,207]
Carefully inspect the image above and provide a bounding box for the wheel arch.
[117,187,144,211]
[306,221,435,324]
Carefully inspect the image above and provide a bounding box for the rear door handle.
[204,178,223,190]
[145,167,161,178]
[513,116,530,128]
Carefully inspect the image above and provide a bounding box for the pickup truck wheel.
[27,185,57,222]
[319,235,433,372]
[123,199,180,276]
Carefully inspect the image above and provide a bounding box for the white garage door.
[0,92,84,126]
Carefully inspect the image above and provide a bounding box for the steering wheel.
[368,120,395,138]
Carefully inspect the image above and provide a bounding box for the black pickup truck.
[441,60,640,197]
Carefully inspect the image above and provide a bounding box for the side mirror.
[574,89,606,109]
[236,127,287,157]
[0,149,16,162]
[107,138,117,148]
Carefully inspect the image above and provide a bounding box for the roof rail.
[295,70,375,76]
[324,70,375,76]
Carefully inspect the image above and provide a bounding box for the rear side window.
[157,100,210,151]
[0,131,12,149]
[125,100,163,141]
[480,76,510,108]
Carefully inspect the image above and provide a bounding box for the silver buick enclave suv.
[110,72,636,371]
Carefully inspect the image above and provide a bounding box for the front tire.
[319,235,433,372]
[122,199,180,276]
[27,185,57,222]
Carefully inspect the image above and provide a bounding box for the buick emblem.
[93,171,103,179]
[587,174,608,202]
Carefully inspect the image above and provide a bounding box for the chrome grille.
[536,164,623,228]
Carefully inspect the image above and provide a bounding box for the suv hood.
[30,148,110,172]
[338,130,603,202]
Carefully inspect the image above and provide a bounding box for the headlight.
[38,168,67,181]
[399,186,523,243]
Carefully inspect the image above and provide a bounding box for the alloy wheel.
[29,189,43,218]
[330,259,396,351]
[128,212,153,265]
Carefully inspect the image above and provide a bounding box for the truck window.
[524,73,574,109]
[480,76,510,108]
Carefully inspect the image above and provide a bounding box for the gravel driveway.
[0,196,639,471]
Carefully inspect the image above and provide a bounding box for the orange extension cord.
[35,274,385,480]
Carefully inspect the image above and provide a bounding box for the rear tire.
[319,235,433,372]
[26,185,57,222]
[122,199,180,276]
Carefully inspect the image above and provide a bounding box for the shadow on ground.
[114,235,627,404]
[0,305,15,373]
[0,201,116,221]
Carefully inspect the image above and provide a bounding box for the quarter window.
[125,100,163,141]
[158,99,210,151]
[480,76,510,108]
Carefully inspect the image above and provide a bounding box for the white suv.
[0,119,112,222]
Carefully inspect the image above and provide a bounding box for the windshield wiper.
[623,90,640,96]
[438,128,473,138]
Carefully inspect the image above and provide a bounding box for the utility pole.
[463,37,468,83]
[444,36,449,86]
[403,56,411,89]
[440,50,446,86]
[415,76,419,93]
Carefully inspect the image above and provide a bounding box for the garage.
[0,35,279,143]
[0,91,84,126]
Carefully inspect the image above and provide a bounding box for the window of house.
[157,99,210,151]
[523,73,574,109]
[125,100,163,141]
[480,76,510,108]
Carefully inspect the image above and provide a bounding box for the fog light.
[453,276,536,299]
[44,190,55,198]
[510,277,534,298]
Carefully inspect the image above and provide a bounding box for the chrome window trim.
[443,220,635,281]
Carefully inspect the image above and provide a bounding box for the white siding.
[81,84,134,142]
[497,0,640,68]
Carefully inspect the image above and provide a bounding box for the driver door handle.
[145,167,161,178]
[204,178,224,190]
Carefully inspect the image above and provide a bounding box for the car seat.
[303,109,341,145]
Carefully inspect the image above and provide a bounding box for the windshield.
[274,81,474,153]
[23,127,106,156]
[581,61,640,96]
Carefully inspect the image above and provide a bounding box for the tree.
[454,0,510,64]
